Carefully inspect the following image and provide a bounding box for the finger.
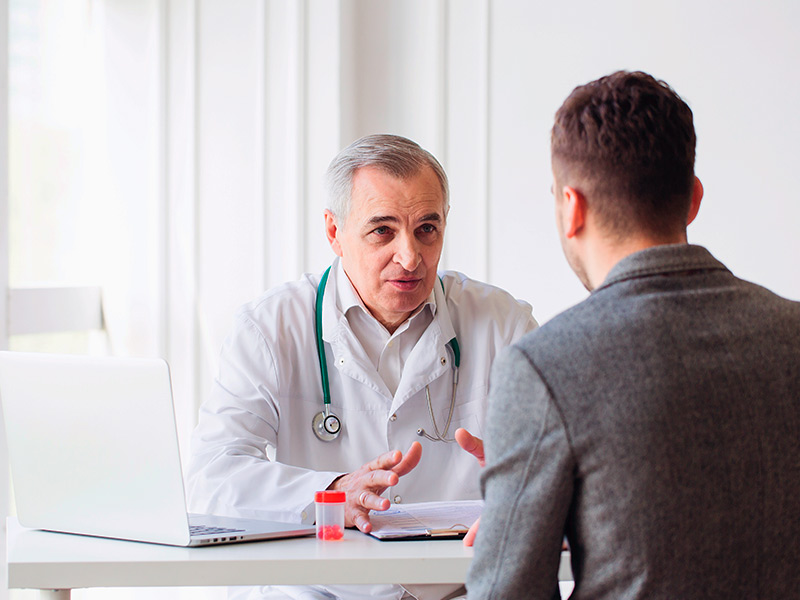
[349,508,373,533]
[365,449,403,472]
[365,469,400,490]
[392,441,423,477]
[357,490,391,512]
[463,516,480,547]
[455,428,485,467]
[334,467,399,513]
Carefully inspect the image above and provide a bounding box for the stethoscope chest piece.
[312,408,341,442]
[312,264,459,443]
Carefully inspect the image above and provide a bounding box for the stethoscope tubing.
[314,266,333,408]
[312,264,459,443]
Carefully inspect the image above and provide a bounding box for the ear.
[324,210,344,257]
[561,185,586,239]
[686,176,703,226]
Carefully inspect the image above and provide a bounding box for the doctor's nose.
[394,235,422,272]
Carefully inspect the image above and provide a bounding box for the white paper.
[367,500,483,540]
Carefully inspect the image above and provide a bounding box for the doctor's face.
[325,165,446,334]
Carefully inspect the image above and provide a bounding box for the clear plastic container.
[315,490,345,541]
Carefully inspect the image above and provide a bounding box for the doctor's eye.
[417,223,438,235]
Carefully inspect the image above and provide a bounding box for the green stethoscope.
[312,265,461,443]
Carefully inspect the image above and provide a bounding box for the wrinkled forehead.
[348,165,448,220]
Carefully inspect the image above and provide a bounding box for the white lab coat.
[187,259,537,600]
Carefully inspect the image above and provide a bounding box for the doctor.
[187,134,537,600]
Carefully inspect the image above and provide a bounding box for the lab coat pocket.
[432,383,487,439]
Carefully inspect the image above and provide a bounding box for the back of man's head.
[551,71,696,241]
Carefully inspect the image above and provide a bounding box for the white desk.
[7,518,573,598]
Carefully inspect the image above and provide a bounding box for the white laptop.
[0,351,315,547]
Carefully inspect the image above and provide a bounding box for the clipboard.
[366,500,482,541]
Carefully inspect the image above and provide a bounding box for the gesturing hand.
[455,427,485,467]
[455,428,485,547]
[329,441,422,533]
[463,516,480,547]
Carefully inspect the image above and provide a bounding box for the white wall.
[485,0,800,322]
[7,0,798,455]
[4,1,798,598]
[16,0,785,463]
[166,0,800,402]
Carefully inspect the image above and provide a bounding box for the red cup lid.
[315,490,346,503]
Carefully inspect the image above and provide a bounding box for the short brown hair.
[551,71,696,239]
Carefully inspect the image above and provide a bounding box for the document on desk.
[367,500,483,540]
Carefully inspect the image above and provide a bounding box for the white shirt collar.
[333,259,436,332]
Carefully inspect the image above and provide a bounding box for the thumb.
[463,516,480,547]
[455,428,485,467]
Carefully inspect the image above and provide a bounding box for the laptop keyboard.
[190,524,245,537]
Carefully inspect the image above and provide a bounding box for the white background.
[5,1,800,598]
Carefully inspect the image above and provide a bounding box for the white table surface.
[7,517,572,594]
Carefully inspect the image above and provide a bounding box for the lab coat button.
[390,414,397,422]
[338,358,345,365]
[440,357,447,366]
[393,495,402,504]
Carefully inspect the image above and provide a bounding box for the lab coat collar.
[319,260,385,396]
[319,258,343,344]
[334,259,367,317]
[318,260,459,407]
[432,271,457,346]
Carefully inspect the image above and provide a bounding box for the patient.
[465,70,800,599]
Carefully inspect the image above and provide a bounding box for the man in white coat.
[187,134,537,600]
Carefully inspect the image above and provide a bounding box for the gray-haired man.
[188,134,538,600]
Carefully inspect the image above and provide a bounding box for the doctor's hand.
[455,427,485,467]
[329,441,422,533]
[455,428,484,547]
[463,516,480,547]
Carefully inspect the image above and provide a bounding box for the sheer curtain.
[9,0,163,358]
[7,1,217,598]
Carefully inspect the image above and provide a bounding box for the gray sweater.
[466,244,800,600]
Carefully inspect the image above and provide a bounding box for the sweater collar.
[596,244,729,292]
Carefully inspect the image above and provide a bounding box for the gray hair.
[324,134,449,222]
